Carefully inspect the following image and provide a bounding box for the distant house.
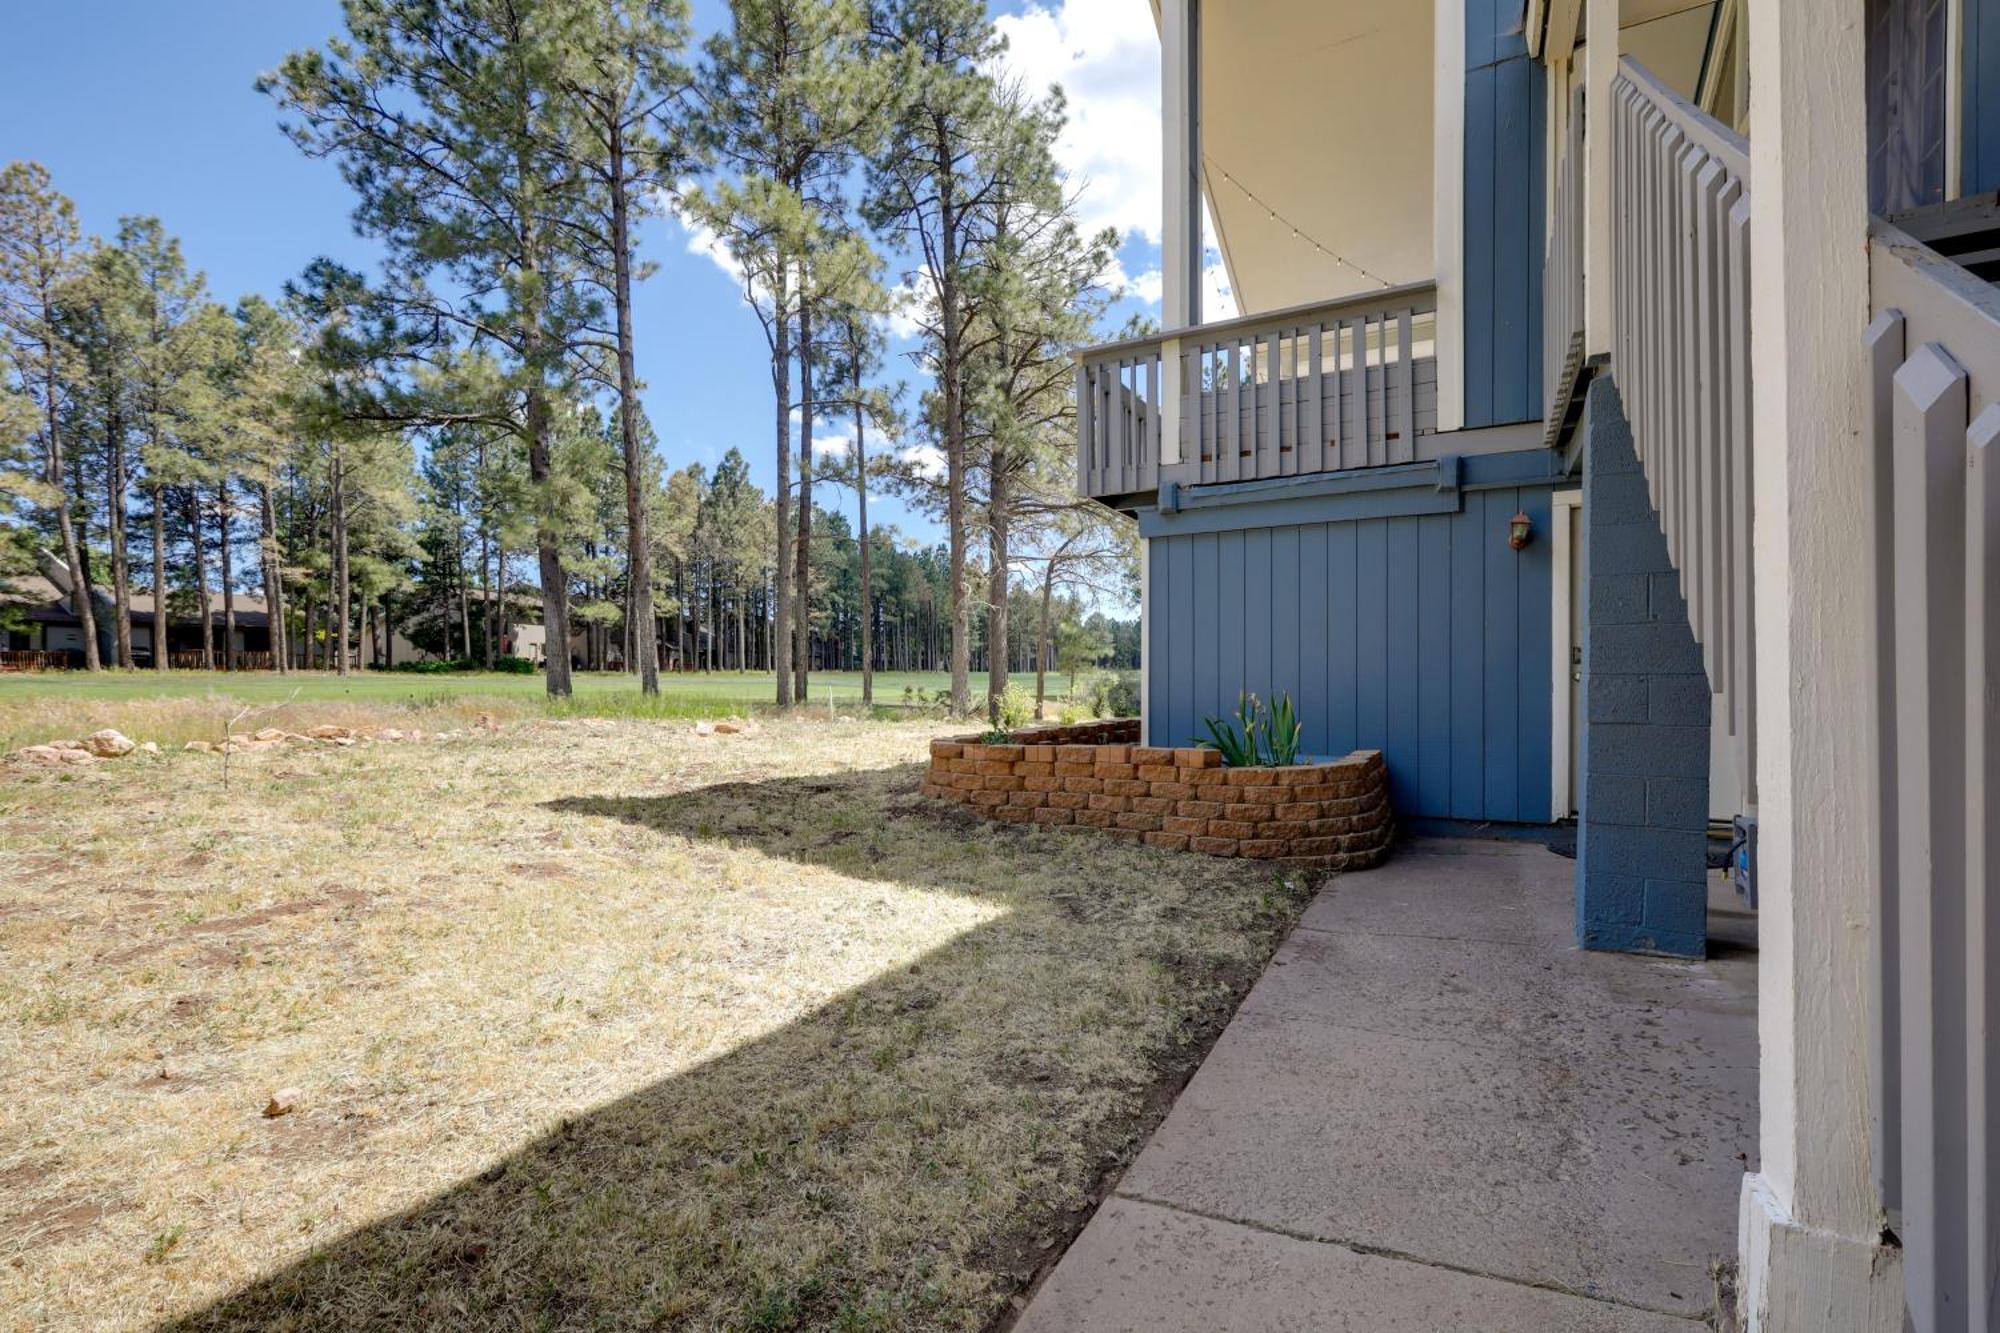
[2,553,275,669]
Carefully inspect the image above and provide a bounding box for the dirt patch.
[0,1196,134,1254]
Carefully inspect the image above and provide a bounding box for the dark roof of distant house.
[3,568,271,629]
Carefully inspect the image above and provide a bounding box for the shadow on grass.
[159,764,1307,1333]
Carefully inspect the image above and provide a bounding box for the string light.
[1209,165,1396,291]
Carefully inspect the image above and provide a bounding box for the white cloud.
[897,443,947,481]
[663,191,748,292]
[991,0,1161,246]
[813,433,852,460]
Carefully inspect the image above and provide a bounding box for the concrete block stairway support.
[1574,376,1711,958]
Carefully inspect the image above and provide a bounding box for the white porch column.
[1433,0,1465,433]
[1161,0,1201,332]
[1738,0,1905,1325]
[1582,0,1615,355]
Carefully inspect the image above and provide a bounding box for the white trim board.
[1551,488,1583,820]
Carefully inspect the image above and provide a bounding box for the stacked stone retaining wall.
[920,721,1392,870]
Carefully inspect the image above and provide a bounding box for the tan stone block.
[1223,804,1271,823]
[1093,762,1138,781]
[1242,786,1289,805]
[1275,802,1321,822]
[1056,745,1097,764]
[1224,767,1277,787]
[972,790,1009,808]
[1144,832,1191,851]
[1185,768,1227,787]
[1021,745,1057,764]
[1135,763,1181,783]
[991,806,1033,824]
[1089,793,1131,813]
[1022,774,1063,794]
[1175,747,1222,768]
[1103,778,1150,797]
[1096,745,1132,764]
[1239,838,1285,859]
[1275,766,1320,787]
[1053,761,1095,778]
[1178,799,1226,819]
[1075,808,1114,829]
[1163,816,1208,837]
[930,740,963,759]
[1131,746,1174,765]
[1048,791,1090,811]
[1008,790,1047,809]
[1115,812,1164,833]
[1129,795,1173,816]
[1063,775,1105,795]
[1190,836,1238,856]
[1031,807,1075,826]
[1208,818,1258,839]
[1149,781,1195,801]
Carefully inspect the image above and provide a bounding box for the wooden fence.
[1609,56,1756,805]
[0,650,67,672]
[1866,218,2000,1333]
[1076,283,1439,501]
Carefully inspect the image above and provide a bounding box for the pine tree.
[0,162,98,668]
[689,0,884,705]
[267,0,610,697]
[864,0,1015,716]
[548,0,691,695]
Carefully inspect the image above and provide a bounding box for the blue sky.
[0,0,1178,553]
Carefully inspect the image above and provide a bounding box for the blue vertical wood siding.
[1463,0,1547,429]
[1147,485,1556,824]
[1968,0,2000,192]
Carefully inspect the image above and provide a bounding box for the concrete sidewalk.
[1016,837,1757,1332]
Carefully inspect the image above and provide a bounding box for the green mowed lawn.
[0,669,1117,753]
[0,669,991,711]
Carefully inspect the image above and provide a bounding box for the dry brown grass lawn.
[0,711,1311,1332]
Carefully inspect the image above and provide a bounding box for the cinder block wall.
[1574,377,1711,957]
[922,721,1393,871]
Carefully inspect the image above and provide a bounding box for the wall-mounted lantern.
[1508,510,1533,551]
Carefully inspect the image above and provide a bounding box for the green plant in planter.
[1199,691,1305,766]
[1265,692,1302,765]
[1200,691,1265,767]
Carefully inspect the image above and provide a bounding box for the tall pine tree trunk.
[261,481,288,674]
[106,401,132,668]
[218,489,237,672]
[794,295,813,703]
[938,152,969,716]
[331,446,350,678]
[607,117,659,696]
[45,362,100,670]
[987,446,1009,724]
[771,254,793,708]
[528,384,572,698]
[189,490,214,670]
[856,357,873,707]
[149,485,167,671]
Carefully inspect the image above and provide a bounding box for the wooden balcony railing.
[0,650,67,671]
[1543,86,1586,447]
[1864,218,2000,1332]
[1610,56,1755,801]
[1076,283,1439,502]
